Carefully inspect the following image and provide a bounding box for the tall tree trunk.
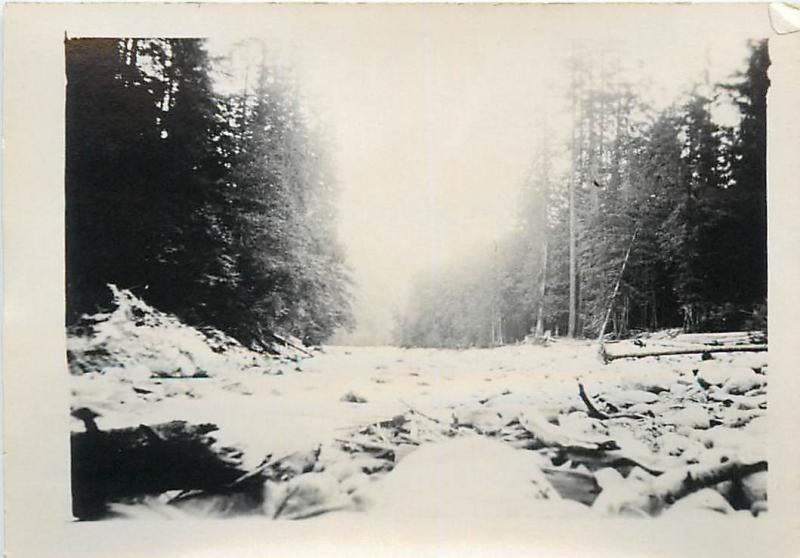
[491,240,501,346]
[568,60,584,339]
[568,172,578,338]
[535,238,548,337]
[597,228,639,343]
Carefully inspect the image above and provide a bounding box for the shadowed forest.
[66,39,353,348]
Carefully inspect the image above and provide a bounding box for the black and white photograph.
[4,3,800,557]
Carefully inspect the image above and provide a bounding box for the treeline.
[66,38,353,347]
[397,41,768,348]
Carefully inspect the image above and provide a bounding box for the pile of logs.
[600,331,767,363]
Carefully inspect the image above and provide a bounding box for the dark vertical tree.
[66,39,165,319]
[724,40,769,310]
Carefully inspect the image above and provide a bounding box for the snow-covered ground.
[68,289,768,527]
[71,343,767,516]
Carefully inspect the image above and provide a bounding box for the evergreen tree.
[398,40,769,346]
[65,38,353,348]
[724,40,769,309]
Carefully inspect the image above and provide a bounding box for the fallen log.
[271,332,314,357]
[601,344,767,363]
[554,448,664,477]
[518,410,619,452]
[655,460,767,506]
[71,419,248,520]
[594,459,767,516]
[668,331,767,346]
[650,460,764,515]
[521,409,660,475]
[577,383,648,420]
[335,437,397,456]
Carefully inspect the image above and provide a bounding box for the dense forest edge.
[66,38,354,348]
[397,41,769,349]
[66,38,768,351]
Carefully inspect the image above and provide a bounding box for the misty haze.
[66,6,769,528]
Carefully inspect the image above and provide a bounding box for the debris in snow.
[340,391,368,403]
[71,420,247,520]
[67,285,303,380]
[265,472,353,520]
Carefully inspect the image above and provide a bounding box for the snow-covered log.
[602,343,767,363]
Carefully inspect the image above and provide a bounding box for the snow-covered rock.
[483,392,540,425]
[741,471,767,506]
[602,389,660,407]
[558,411,609,439]
[453,406,505,434]
[689,427,766,467]
[722,367,765,395]
[723,352,768,372]
[624,364,678,394]
[67,285,281,380]
[363,437,576,519]
[669,382,692,397]
[694,362,733,388]
[664,404,711,429]
[592,468,652,517]
[323,455,391,482]
[664,488,734,515]
[658,431,692,457]
[264,472,353,519]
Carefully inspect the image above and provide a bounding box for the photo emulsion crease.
[57,5,773,534]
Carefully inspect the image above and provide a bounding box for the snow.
[73,342,768,516]
[361,436,581,520]
[664,404,713,429]
[664,488,735,515]
[722,367,765,395]
[601,389,660,407]
[69,292,769,524]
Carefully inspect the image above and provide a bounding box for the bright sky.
[206,5,770,344]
